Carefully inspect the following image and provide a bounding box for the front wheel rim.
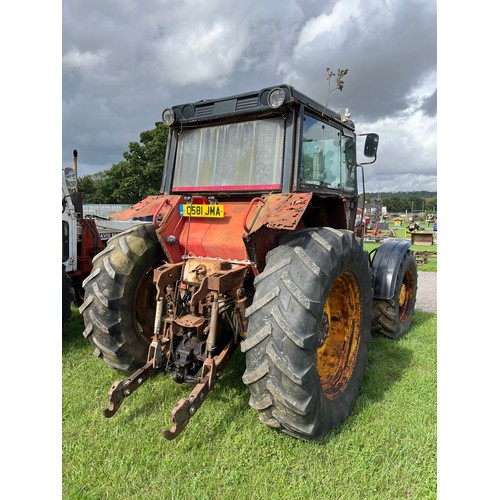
[398,268,415,324]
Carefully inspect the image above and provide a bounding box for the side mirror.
[364,133,379,158]
[64,167,78,191]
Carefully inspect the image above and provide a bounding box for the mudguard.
[370,238,412,301]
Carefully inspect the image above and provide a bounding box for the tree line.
[364,192,437,214]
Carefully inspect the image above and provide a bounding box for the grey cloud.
[62,0,437,191]
[420,89,437,117]
[278,0,437,121]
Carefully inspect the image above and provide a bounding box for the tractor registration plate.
[179,204,225,218]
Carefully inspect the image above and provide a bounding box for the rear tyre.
[242,228,372,441]
[371,250,418,339]
[79,224,164,374]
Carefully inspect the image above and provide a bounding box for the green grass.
[363,229,438,272]
[63,309,437,499]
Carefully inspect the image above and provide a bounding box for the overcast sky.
[62,0,437,193]
[5,3,500,494]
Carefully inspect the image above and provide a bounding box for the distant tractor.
[62,150,142,325]
[79,85,417,441]
[62,151,106,324]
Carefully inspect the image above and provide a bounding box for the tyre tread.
[243,228,372,441]
[80,223,163,374]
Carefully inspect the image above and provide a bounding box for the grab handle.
[243,197,265,234]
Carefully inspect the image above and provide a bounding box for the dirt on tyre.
[242,228,372,442]
[371,250,417,339]
[79,223,164,374]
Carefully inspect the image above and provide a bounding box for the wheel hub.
[318,311,330,348]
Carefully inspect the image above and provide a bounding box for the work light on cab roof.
[162,107,175,126]
[267,87,286,108]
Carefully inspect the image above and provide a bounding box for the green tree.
[384,196,405,213]
[78,122,169,204]
[77,174,98,202]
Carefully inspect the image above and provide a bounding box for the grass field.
[63,305,437,499]
[363,227,438,273]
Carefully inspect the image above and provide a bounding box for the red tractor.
[79,85,417,441]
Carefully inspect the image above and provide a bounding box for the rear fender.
[370,239,412,301]
[246,193,312,233]
[244,193,312,272]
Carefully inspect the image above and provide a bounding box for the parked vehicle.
[62,150,142,324]
[80,85,418,441]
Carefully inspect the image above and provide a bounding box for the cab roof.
[166,84,355,131]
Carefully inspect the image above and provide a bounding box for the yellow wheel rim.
[317,272,361,399]
[399,268,415,324]
[399,283,407,307]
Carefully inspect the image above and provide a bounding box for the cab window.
[173,118,284,191]
[300,115,356,192]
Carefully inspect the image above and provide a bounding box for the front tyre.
[79,223,164,374]
[371,250,418,339]
[242,228,372,441]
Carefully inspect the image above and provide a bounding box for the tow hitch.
[102,259,247,441]
[103,338,235,439]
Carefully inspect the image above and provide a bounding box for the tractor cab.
[162,84,377,206]
[155,85,378,271]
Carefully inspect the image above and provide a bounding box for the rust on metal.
[102,255,248,441]
[162,340,235,440]
[103,360,157,417]
[189,264,248,312]
[182,258,231,285]
[247,193,312,233]
[107,195,173,221]
[398,267,416,324]
[154,262,183,299]
[317,272,361,399]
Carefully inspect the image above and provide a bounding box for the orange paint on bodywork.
[156,198,261,263]
[109,193,314,266]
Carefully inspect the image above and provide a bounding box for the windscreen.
[300,115,357,193]
[172,118,284,191]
